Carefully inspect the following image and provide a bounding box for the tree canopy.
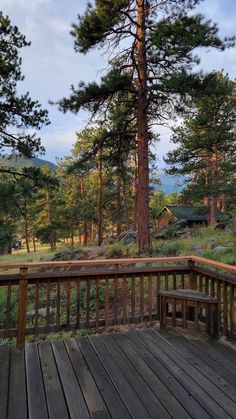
[0,12,49,159]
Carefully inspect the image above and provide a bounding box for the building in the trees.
[156,206,223,228]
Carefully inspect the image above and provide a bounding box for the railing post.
[17,267,28,347]
[188,260,197,290]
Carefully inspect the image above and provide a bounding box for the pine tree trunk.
[98,151,103,246]
[132,150,138,231]
[116,175,122,237]
[209,147,218,226]
[82,221,87,246]
[221,194,226,212]
[71,230,74,246]
[136,1,150,252]
[33,236,37,252]
[46,191,55,251]
[24,217,30,253]
[210,196,218,225]
[123,179,130,230]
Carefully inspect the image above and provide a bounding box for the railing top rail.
[0,255,235,275]
[0,256,190,270]
[191,255,236,274]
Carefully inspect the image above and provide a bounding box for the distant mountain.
[153,170,187,194]
[0,155,57,171]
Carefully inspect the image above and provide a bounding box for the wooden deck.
[1,329,236,419]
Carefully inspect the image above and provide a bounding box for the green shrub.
[160,241,182,256]
[105,242,124,258]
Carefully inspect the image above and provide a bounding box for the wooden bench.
[159,289,218,337]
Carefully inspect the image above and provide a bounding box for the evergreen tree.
[0,12,49,159]
[57,0,233,252]
[165,72,236,225]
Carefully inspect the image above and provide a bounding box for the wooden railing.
[0,256,235,345]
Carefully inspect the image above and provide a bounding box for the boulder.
[119,230,138,245]
[206,239,217,250]
[173,219,188,229]
[52,250,87,261]
[212,246,232,255]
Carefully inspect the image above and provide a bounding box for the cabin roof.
[158,205,223,221]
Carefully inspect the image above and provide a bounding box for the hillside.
[0,155,57,171]
[154,170,187,194]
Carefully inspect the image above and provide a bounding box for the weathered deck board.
[0,328,236,419]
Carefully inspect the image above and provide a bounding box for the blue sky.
[1,0,236,165]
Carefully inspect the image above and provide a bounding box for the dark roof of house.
[159,206,222,221]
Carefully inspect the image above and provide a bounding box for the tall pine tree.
[165,72,236,225]
[57,0,234,251]
[0,12,49,159]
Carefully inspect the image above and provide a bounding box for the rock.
[215,222,226,230]
[191,243,203,251]
[212,246,232,255]
[119,230,138,245]
[27,307,52,320]
[226,218,236,234]
[206,239,217,250]
[173,219,188,229]
[52,250,87,261]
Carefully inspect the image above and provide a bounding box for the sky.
[1,0,236,165]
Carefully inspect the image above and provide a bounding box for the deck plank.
[162,331,236,400]
[165,330,236,388]
[101,333,172,418]
[38,341,69,419]
[25,342,49,419]
[125,331,211,419]
[51,340,90,419]
[8,347,27,419]
[77,337,130,419]
[0,346,10,419]
[65,338,111,419]
[89,335,151,419]
[144,329,236,418]
[3,328,236,419]
[137,329,231,419]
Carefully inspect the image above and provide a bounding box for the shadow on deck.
[1,328,236,419]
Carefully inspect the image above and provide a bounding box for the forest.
[1,1,236,261]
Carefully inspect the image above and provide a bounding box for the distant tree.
[165,72,236,225]
[57,0,234,251]
[0,12,49,160]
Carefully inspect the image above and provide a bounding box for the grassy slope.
[0,227,235,265]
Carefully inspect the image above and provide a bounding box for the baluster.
[217,280,221,334]
[46,278,51,334]
[96,277,99,330]
[86,279,91,329]
[223,282,228,337]
[34,279,39,336]
[173,271,176,290]
[199,273,203,292]
[205,276,209,295]
[230,284,234,339]
[66,277,71,330]
[56,279,61,330]
[105,277,109,329]
[76,279,80,329]
[6,282,12,335]
[165,272,168,290]
[17,267,28,346]
[156,273,160,321]
[210,279,215,297]
[113,275,118,325]
[140,274,144,322]
[122,274,127,324]
[131,275,135,323]
[148,273,153,323]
